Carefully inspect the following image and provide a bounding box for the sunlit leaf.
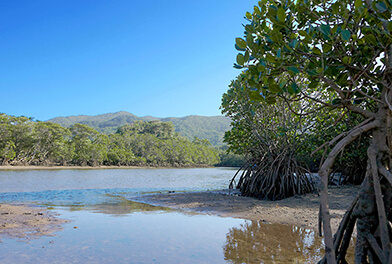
[235,44,246,51]
[236,38,247,49]
[312,47,322,55]
[236,54,245,66]
[298,30,308,36]
[277,7,286,22]
[249,91,263,101]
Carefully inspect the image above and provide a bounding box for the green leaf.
[341,30,351,41]
[376,2,387,13]
[342,56,351,64]
[249,91,263,101]
[257,64,265,72]
[364,34,377,45]
[245,12,252,19]
[291,82,300,94]
[276,48,281,58]
[298,30,308,36]
[266,53,275,63]
[245,25,254,34]
[235,44,246,51]
[265,95,277,104]
[388,21,392,32]
[244,50,250,62]
[307,69,318,76]
[322,43,332,52]
[269,83,281,94]
[277,7,286,22]
[236,53,245,66]
[312,47,322,55]
[319,24,331,39]
[288,66,300,74]
[254,6,261,15]
[235,38,247,49]
[354,0,363,9]
[246,34,254,46]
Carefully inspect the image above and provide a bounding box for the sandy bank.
[0,204,68,241]
[131,185,360,233]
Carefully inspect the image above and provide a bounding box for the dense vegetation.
[0,113,227,167]
[228,0,392,262]
[48,111,231,146]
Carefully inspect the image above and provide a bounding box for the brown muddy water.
[0,168,349,263]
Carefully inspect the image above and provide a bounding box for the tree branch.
[317,119,380,264]
[311,117,375,156]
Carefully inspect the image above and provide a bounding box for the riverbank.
[0,165,217,170]
[131,185,359,233]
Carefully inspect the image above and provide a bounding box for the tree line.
[0,113,237,167]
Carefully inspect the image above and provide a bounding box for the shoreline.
[0,185,359,240]
[0,165,222,171]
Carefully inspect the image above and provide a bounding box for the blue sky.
[0,0,254,120]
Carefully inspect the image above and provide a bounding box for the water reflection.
[223,221,324,264]
[74,197,172,216]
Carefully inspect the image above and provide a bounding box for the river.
[0,167,325,263]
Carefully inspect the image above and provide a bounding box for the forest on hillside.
[48,111,231,146]
[0,113,243,167]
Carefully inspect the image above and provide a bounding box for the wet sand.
[131,185,360,233]
[0,204,68,241]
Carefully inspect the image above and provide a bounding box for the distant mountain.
[48,111,231,146]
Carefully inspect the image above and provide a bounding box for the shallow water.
[0,168,335,263]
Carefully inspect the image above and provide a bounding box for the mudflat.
[131,185,360,233]
[0,204,67,241]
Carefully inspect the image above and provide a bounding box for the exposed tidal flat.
[0,168,357,263]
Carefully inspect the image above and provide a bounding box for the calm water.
[0,168,328,263]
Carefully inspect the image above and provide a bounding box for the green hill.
[48,111,231,146]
